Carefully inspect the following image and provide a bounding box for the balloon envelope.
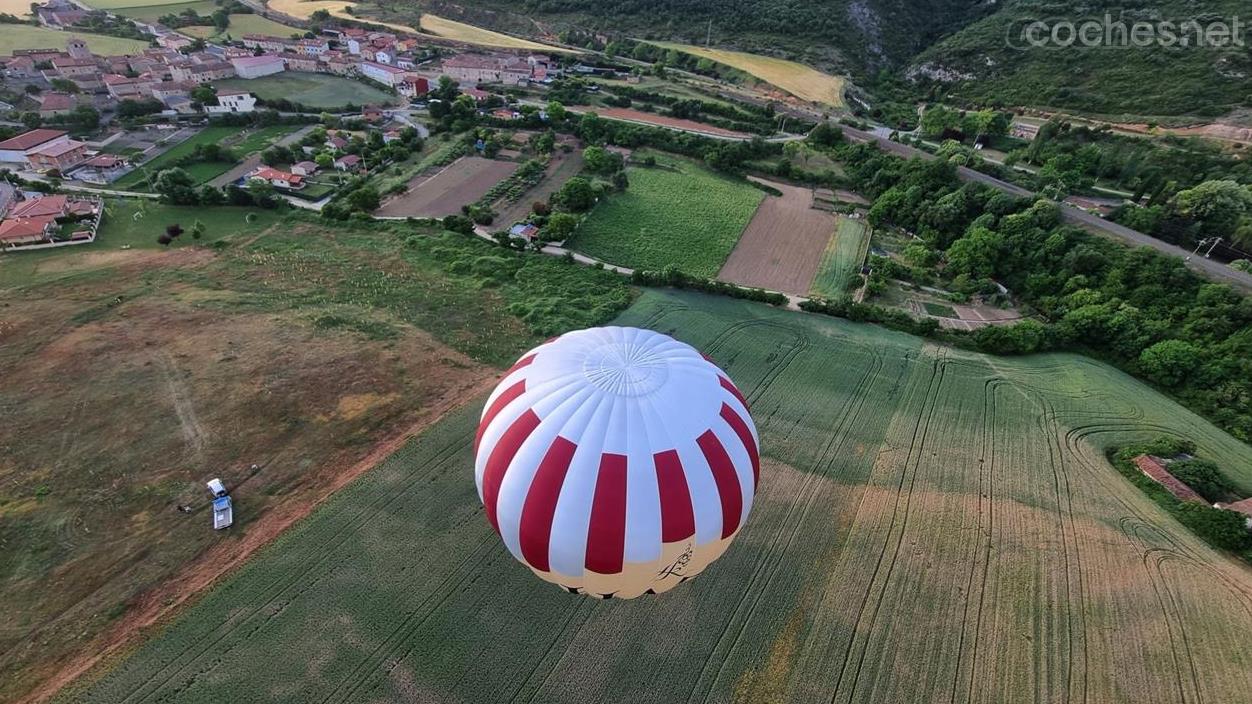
[474,326,760,598]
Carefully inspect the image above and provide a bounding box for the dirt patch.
[1,282,496,703]
[588,107,751,138]
[717,177,836,295]
[375,156,518,218]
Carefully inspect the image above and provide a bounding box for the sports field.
[213,73,395,108]
[809,216,871,298]
[179,14,300,39]
[567,156,764,278]
[649,41,847,108]
[0,25,147,55]
[67,289,1252,704]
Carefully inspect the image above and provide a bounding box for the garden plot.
[375,156,518,218]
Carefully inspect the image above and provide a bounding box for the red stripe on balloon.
[504,353,536,376]
[719,375,749,410]
[474,379,526,454]
[482,409,540,534]
[654,449,696,543]
[721,403,759,488]
[697,430,743,539]
[519,435,577,572]
[586,453,627,574]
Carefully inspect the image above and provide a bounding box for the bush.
[630,267,787,306]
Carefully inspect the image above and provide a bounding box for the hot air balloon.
[474,326,759,599]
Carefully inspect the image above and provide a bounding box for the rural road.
[838,125,1252,292]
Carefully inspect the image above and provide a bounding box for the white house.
[359,61,408,87]
[206,90,258,113]
[231,54,286,80]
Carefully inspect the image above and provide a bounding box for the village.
[0,0,577,249]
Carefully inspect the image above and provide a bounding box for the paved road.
[839,125,1252,292]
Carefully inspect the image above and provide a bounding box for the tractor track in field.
[1036,397,1090,704]
[507,600,599,704]
[321,531,504,704]
[831,349,949,704]
[686,342,886,704]
[118,428,477,704]
[951,377,1004,704]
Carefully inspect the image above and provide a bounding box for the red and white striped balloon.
[474,326,760,599]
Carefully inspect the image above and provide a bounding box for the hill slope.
[383,0,991,72]
[908,0,1251,117]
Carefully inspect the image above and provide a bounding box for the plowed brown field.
[717,177,836,295]
[376,156,518,218]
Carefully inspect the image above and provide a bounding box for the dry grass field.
[649,41,847,108]
[64,289,1252,704]
[718,178,836,295]
[375,156,519,218]
[0,209,630,703]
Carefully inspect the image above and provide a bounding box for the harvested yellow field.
[651,41,846,107]
[419,13,571,52]
[264,0,418,33]
[264,1,569,52]
[0,0,33,16]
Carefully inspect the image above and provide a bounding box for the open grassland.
[0,25,148,55]
[214,73,395,108]
[179,13,300,39]
[112,125,301,191]
[649,41,846,108]
[107,0,216,20]
[65,289,1252,704]
[718,178,835,295]
[810,216,870,299]
[0,214,631,703]
[567,156,764,277]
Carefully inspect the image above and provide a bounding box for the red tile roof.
[0,214,55,241]
[1222,498,1252,517]
[10,195,68,218]
[0,129,67,151]
[1134,455,1207,504]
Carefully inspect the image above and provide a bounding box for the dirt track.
[375,156,518,218]
[717,177,836,295]
[593,107,750,138]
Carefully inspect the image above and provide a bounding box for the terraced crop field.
[810,216,870,299]
[566,156,764,277]
[69,290,1252,704]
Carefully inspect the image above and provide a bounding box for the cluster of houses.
[0,186,102,250]
[244,130,367,191]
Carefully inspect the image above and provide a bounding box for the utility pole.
[706,20,712,47]
[1205,237,1223,258]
